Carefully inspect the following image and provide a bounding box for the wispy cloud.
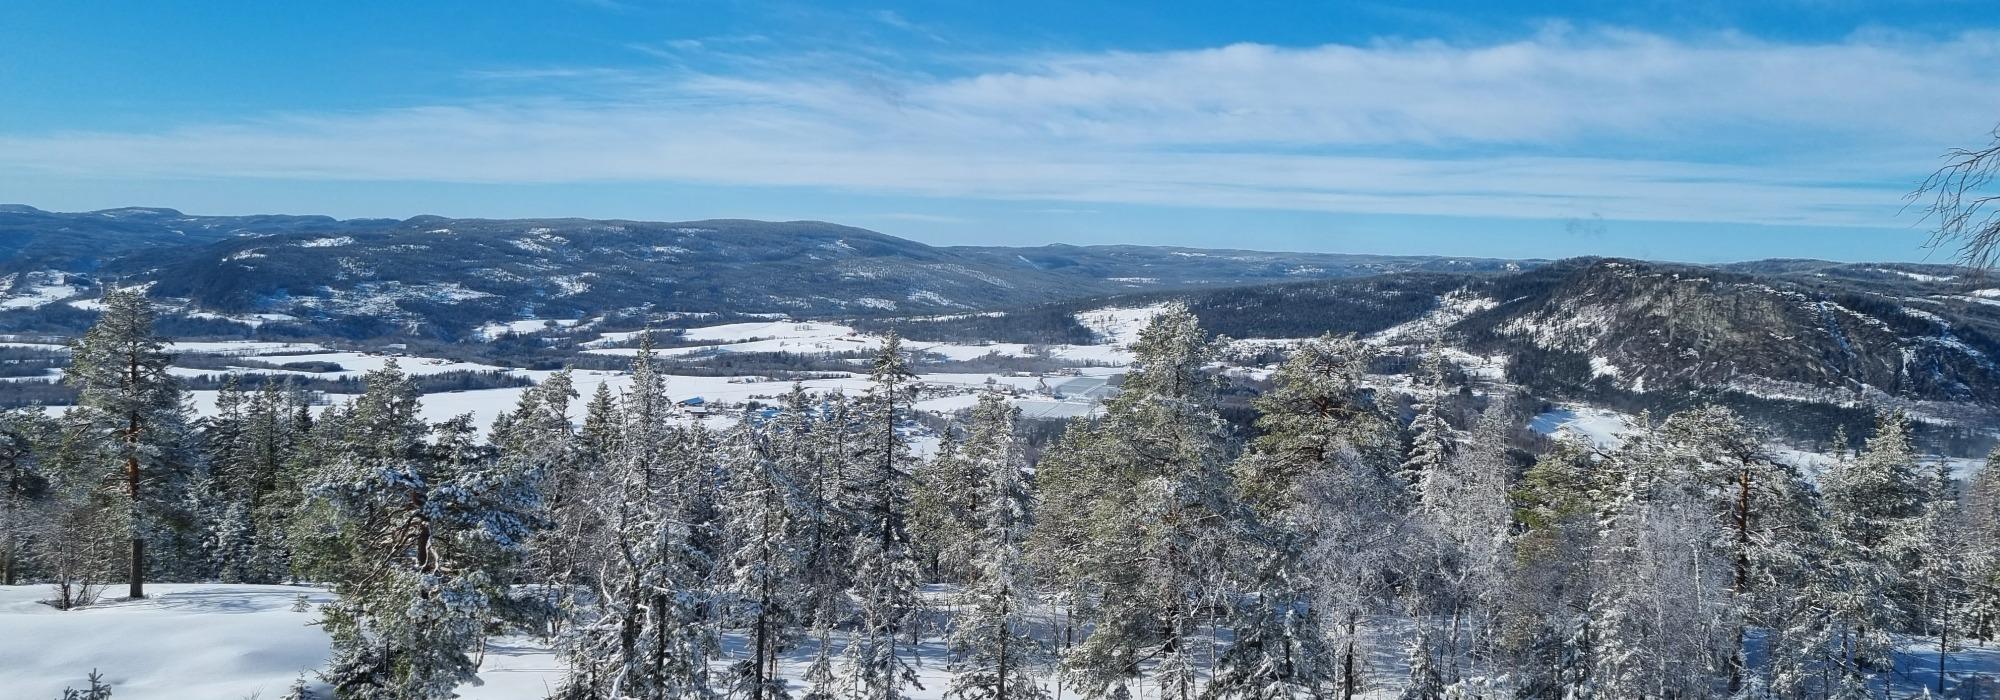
[872,212,971,223]
[4,28,1997,228]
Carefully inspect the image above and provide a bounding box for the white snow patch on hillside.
[1589,356,1621,379]
[1369,290,1496,346]
[1076,304,1172,346]
[906,290,956,306]
[476,319,580,341]
[1872,267,1955,283]
[1529,404,1638,450]
[0,271,83,309]
[547,274,591,296]
[297,236,354,248]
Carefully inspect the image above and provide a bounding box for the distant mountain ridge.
[0,205,1529,338]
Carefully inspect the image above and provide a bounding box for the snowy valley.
[2,214,2000,700]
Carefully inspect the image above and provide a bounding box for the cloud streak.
[4,28,1997,227]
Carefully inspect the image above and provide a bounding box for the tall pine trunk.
[124,349,146,600]
[126,424,143,599]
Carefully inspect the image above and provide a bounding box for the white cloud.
[3,28,1997,227]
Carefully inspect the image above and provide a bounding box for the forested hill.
[874,257,2000,415]
[0,205,1524,338]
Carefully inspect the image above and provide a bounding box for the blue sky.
[3,1,1998,263]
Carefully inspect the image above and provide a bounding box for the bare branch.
[1910,124,2000,271]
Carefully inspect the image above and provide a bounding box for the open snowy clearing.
[579,308,1162,367]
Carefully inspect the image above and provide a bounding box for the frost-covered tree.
[912,436,981,582]
[1217,334,1389,700]
[309,362,547,700]
[1658,405,1821,694]
[721,420,806,700]
[1055,305,1236,700]
[1819,410,1927,686]
[1912,461,1972,696]
[560,341,719,700]
[64,286,193,599]
[1585,425,1734,699]
[1966,448,2000,644]
[494,371,589,630]
[840,332,925,700]
[0,407,54,586]
[1401,351,1456,504]
[1416,393,1518,683]
[946,393,1048,700]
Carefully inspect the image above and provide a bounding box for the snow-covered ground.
[0,584,336,700]
[8,583,1991,699]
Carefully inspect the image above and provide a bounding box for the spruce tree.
[840,332,925,700]
[559,344,718,700]
[946,392,1048,700]
[1820,409,1927,686]
[722,420,806,700]
[1401,351,1456,504]
[0,407,53,586]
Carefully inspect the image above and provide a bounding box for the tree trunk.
[1341,614,1358,700]
[1727,462,1753,695]
[127,450,144,599]
[1940,618,1950,696]
[124,347,146,599]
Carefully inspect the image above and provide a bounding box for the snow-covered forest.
[6,288,2000,700]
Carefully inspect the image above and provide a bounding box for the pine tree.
[840,332,925,700]
[1057,305,1235,700]
[64,286,191,599]
[1658,404,1821,694]
[309,362,547,699]
[1503,439,1605,698]
[946,393,1048,700]
[1214,334,1389,700]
